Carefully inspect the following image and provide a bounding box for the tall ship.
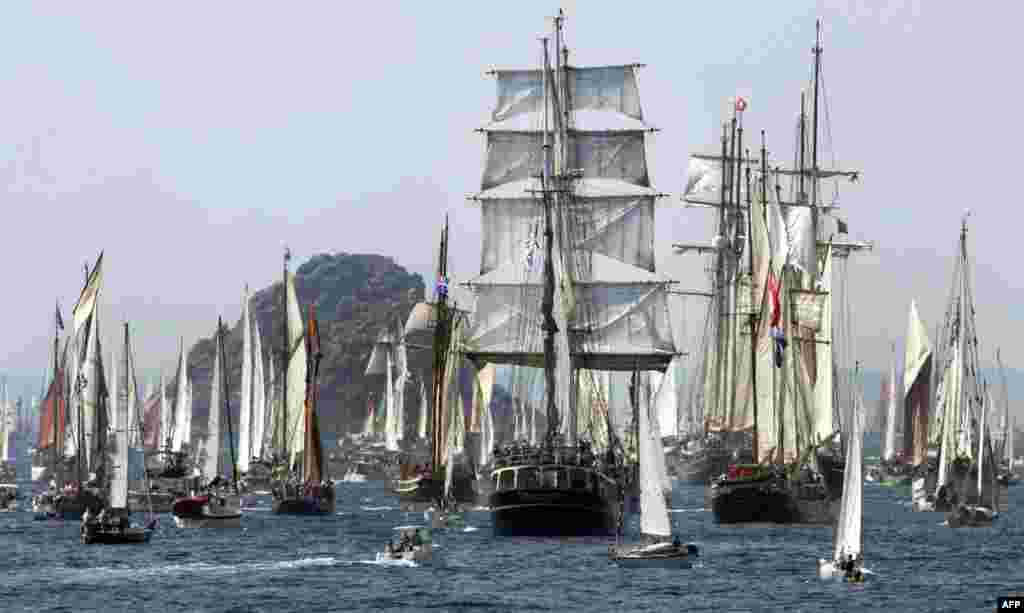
[464,11,677,536]
[681,22,868,524]
[269,249,335,514]
[910,216,1007,515]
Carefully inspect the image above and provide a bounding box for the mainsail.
[171,340,190,453]
[639,366,671,539]
[205,330,222,480]
[833,390,863,561]
[284,269,307,469]
[239,287,253,472]
[251,309,266,462]
[904,300,932,465]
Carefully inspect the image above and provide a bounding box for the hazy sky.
[3,1,1022,383]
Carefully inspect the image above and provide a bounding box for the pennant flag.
[71,252,104,335]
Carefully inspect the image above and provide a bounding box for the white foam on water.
[361,506,395,512]
[353,558,418,568]
[462,526,479,532]
[669,508,708,513]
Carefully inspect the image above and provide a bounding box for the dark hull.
[271,495,336,515]
[394,476,476,510]
[710,477,838,525]
[490,488,616,537]
[81,525,152,545]
[674,437,753,484]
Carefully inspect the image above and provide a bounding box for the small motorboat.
[171,492,242,528]
[0,484,17,512]
[946,503,996,528]
[376,526,432,563]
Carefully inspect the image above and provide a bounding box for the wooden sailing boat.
[31,304,68,517]
[391,216,477,509]
[35,255,109,520]
[688,22,867,525]
[916,215,1006,518]
[610,366,697,566]
[271,252,335,514]
[468,10,677,536]
[818,382,865,581]
[172,318,243,528]
[80,322,156,545]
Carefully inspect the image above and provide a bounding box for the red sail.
[142,392,162,450]
[37,370,65,450]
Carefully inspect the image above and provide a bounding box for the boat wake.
[353,558,418,568]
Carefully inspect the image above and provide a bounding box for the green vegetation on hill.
[182,252,425,438]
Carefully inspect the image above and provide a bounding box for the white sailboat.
[172,318,242,528]
[817,389,864,581]
[610,367,697,567]
[80,322,156,545]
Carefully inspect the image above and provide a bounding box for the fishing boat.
[270,252,335,515]
[915,216,1007,516]
[81,322,157,545]
[377,526,433,563]
[610,363,697,567]
[172,319,243,528]
[690,22,867,525]
[817,384,865,582]
[466,10,679,537]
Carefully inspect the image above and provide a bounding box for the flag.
[766,269,785,368]
[55,302,64,331]
[735,97,748,112]
[837,219,848,235]
[307,305,320,357]
[436,276,449,299]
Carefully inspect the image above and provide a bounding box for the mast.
[431,216,450,474]
[998,349,1010,460]
[53,301,61,482]
[219,318,239,493]
[281,247,290,465]
[809,20,822,268]
[747,134,763,463]
[540,32,559,441]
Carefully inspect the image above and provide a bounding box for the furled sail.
[239,287,253,472]
[285,271,307,468]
